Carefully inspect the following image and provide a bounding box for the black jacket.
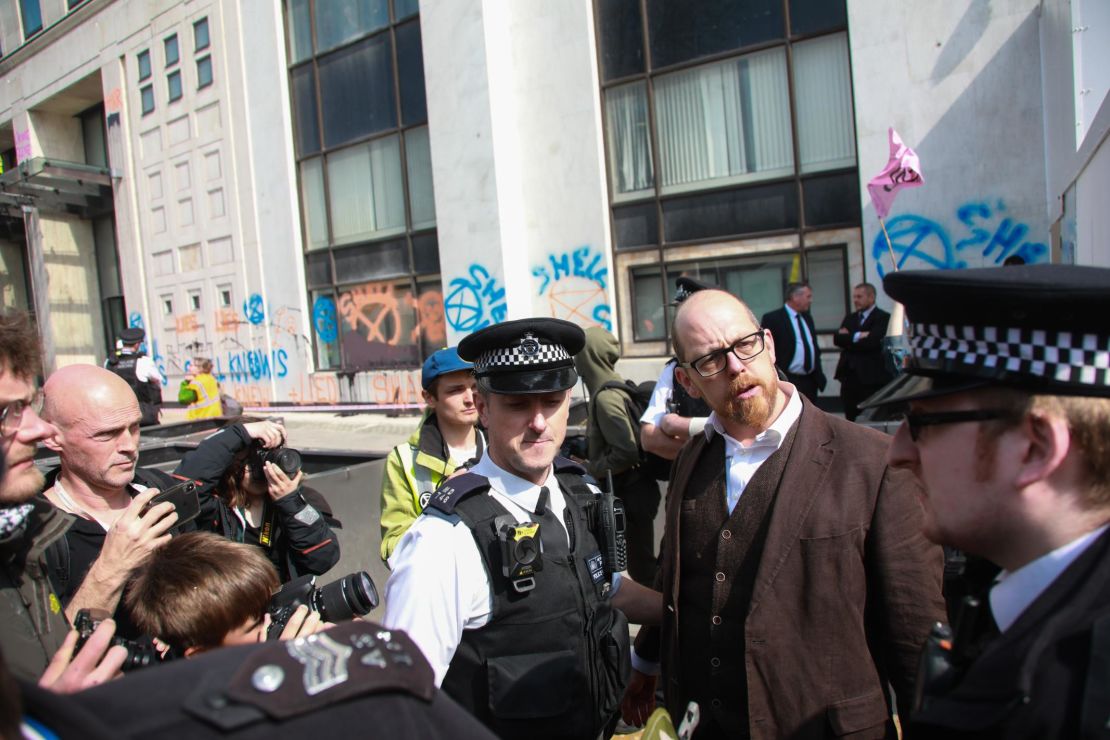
[911,527,1110,739]
[175,424,341,582]
[833,307,893,387]
[761,306,826,389]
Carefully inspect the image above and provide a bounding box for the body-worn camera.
[267,571,378,640]
[73,608,160,672]
[248,441,302,480]
[495,515,543,593]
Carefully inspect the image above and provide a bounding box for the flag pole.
[878,216,898,273]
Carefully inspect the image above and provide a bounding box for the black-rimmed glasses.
[1,389,44,437]
[682,330,766,378]
[903,408,1014,442]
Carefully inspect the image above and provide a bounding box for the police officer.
[104,328,162,426]
[13,619,498,738]
[383,318,661,740]
[860,264,1110,739]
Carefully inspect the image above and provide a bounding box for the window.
[597,0,857,252]
[161,295,174,316]
[197,56,214,89]
[286,0,442,372]
[68,0,87,8]
[218,286,232,307]
[141,85,155,115]
[167,70,183,102]
[165,34,180,66]
[188,290,202,311]
[138,50,152,81]
[20,0,43,38]
[194,18,210,51]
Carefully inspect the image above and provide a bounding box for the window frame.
[164,33,180,67]
[167,70,183,103]
[194,17,210,51]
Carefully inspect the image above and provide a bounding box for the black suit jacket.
[761,306,826,390]
[833,307,893,387]
[910,527,1110,739]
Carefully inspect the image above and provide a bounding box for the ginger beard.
[722,371,779,430]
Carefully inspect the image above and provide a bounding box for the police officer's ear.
[473,388,491,427]
[1012,411,1073,491]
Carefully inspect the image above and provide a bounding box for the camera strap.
[258,502,276,548]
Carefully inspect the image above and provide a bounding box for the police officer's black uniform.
[105,328,161,426]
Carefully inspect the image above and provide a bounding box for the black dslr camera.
[73,608,160,672]
[248,440,303,480]
[266,572,378,640]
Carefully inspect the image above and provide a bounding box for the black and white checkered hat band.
[475,341,571,373]
[911,323,1110,387]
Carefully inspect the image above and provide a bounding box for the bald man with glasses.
[622,288,944,740]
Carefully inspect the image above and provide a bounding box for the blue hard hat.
[421,347,473,390]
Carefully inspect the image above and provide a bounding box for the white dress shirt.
[705,383,803,513]
[852,306,875,343]
[989,524,1109,632]
[383,454,617,685]
[640,360,676,426]
[784,305,816,375]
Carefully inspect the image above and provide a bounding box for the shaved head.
[43,364,142,494]
[672,290,759,361]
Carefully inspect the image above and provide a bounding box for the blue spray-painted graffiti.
[312,296,338,344]
[220,348,289,382]
[873,200,1048,276]
[242,294,266,325]
[444,264,507,332]
[532,246,612,332]
[150,339,168,386]
[128,312,144,329]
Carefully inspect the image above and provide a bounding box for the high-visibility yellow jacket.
[181,372,222,419]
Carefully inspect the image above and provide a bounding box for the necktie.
[533,487,569,557]
[796,313,813,374]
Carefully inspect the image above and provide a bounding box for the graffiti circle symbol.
[243,294,266,325]
[444,282,484,332]
[313,296,338,344]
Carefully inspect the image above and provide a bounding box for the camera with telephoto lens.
[266,572,378,640]
[248,440,303,480]
[73,608,160,672]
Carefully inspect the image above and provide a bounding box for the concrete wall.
[422,0,614,344]
[849,0,1050,299]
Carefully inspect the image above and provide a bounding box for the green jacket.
[379,413,485,561]
[574,327,641,479]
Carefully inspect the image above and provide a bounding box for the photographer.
[176,420,341,581]
[125,532,322,655]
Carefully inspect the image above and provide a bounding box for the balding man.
[39,365,181,626]
[623,289,944,739]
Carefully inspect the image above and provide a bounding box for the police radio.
[495,515,542,593]
[597,472,627,575]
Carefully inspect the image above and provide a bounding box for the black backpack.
[597,380,673,482]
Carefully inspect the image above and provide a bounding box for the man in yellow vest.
[179,358,223,419]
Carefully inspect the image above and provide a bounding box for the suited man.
[833,283,893,421]
[622,288,944,739]
[761,282,825,402]
[862,265,1110,739]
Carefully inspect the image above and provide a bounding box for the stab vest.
[425,457,630,740]
[107,352,159,405]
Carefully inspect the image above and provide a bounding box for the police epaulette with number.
[425,472,490,514]
[553,456,587,475]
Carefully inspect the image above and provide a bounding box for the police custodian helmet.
[458,318,586,395]
[862,264,1110,409]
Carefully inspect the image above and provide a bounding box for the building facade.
[0,0,1104,409]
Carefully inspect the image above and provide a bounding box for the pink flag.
[867,128,923,219]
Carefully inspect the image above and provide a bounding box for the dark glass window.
[393,0,418,21]
[138,50,152,81]
[646,0,784,69]
[306,252,333,287]
[291,65,321,155]
[662,181,798,242]
[597,0,644,81]
[167,70,183,102]
[412,233,439,274]
[395,20,427,125]
[803,171,860,228]
[194,18,210,50]
[334,239,409,282]
[315,0,388,53]
[789,0,847,36]
[68,0,86,8]
[631,266,666,341]
[165,34,180,66]
[19,0,42,38]
[287,0,313,62]
[613,202,659,249]
[197,56,214,89]
[140,85,155,115]
[317,35,396,148]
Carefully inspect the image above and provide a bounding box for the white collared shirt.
[989,524,1109,632]
[784,304,815,375]
[704,382,803,513]
[384,454,615,685]
[852,306,875,342]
